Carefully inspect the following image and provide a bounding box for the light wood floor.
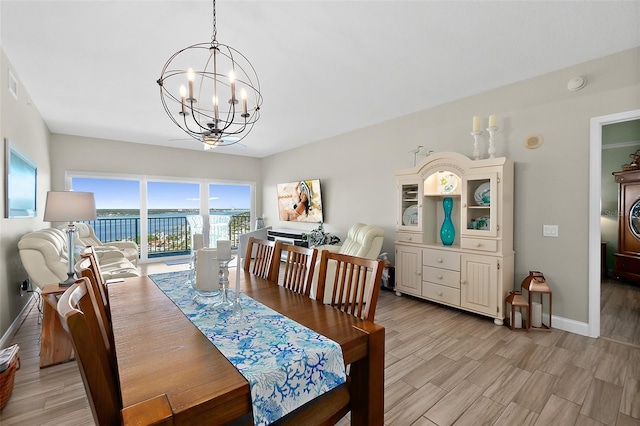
[1,264,639,426]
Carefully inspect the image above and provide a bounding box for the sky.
[72,178,250,210]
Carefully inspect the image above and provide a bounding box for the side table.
[40,284,74,368]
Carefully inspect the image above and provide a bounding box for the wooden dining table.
[109,270,384,425]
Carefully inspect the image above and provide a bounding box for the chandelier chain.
[211,0,217,45]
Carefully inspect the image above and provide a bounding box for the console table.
[267,228,307,247]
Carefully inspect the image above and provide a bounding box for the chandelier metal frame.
[157,0,262,148]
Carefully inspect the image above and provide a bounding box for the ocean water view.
[86,209,251,256]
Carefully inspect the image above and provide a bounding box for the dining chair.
[74,256,115,368]
[57,278,120,425]
[78,247,109,311]
[58,279,173,426]
[316,251,384,322]
[272,242,318,296]
[243,237,277,281]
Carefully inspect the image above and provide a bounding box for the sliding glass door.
[209,184,251,249]
[71,176,141,245]
[68,174,254,262]
[147,181,200,258]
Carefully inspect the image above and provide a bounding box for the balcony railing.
[83,212,251,258]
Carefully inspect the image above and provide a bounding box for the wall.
[50,135,263,190]
[261,47,640,325]
[0,49,52,339]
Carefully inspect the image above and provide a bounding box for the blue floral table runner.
[149,271,347,425]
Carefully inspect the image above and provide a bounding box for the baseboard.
[0,293,35,348]
[551,314,590,337]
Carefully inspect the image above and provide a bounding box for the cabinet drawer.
[422,282,460,306]
[423,266,460,289]
[460,238,498,252]
[423,248,460,271]
[396,232,422,244]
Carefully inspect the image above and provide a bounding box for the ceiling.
[1,1,639,158]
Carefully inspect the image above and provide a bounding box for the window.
[209,184,251,249]
[68,173,254,262]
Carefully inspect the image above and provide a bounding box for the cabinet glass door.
[461,173,498,238]
[398,181,421,230]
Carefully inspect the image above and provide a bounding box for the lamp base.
[59,272,77,287]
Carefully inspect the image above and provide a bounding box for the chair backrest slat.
[273,243,318,296]
[243,237,277,281]
[316,251,384,321]
[57,279,121,426]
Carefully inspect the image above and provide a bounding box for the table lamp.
[43,191,97,286]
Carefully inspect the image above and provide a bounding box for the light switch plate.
[543,225,559,237]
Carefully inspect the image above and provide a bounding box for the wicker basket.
[0,356,20,411]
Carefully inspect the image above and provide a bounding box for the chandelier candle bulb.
[180,85,187,115]
[241,89,248,116]
[187,68,195,100]
[229,70,236,104]
[488,114,497,127]
[473,116,481,132]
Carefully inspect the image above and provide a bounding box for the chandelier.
[157,0,262,148]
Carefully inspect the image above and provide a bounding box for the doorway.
[589,109,640,339]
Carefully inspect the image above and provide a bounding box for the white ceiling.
[1,1,639,158]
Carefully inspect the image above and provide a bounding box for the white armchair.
[19,228,139,289]
[310,223,384,302]
[18,229,70,288]
[69,223,139,266]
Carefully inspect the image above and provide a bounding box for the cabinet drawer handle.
[437,292,443,296]
[461,280,467,285]
[437,275,443,279]
[474,243,481,247]
[437,258,443,263]
[416,271,422,276]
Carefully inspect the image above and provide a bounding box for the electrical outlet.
[543,225,559,237]
[20,279,30,297]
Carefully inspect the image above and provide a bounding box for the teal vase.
[440,197,455,246]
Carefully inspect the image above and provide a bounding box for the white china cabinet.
[394,152,514,324]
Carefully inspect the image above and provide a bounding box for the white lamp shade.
[43,191,97,222]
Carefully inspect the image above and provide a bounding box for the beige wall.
[0,49,52,338]
[261,47,640,324]
[50,134,263,191]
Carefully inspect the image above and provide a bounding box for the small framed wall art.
[5,139,37,218]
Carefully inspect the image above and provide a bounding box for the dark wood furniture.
[272,243,318,296]
[316,251,384,322]
[109,271,385,425]
[613,170,640,284]
[40,284,74,368]
[243,237,277,280]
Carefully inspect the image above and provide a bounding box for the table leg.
[40,292,74,368]
[350,322,385,425]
